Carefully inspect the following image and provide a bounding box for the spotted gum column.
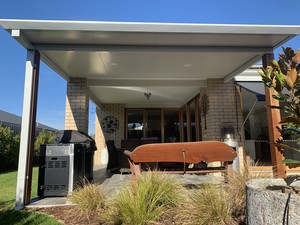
[262,53,286,178]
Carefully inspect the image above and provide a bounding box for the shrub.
[69,183,107,215]
[0,126,20,172]
[226,162,272,224]
[113,171,182,225]
[33,130,54,165]
[178,184,235,225]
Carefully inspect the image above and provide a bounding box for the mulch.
[30,205,100,225]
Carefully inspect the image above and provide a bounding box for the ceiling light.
[144,90,151,100]
[184,63,192,67]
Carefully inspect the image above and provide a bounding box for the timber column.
[64,78,89,134]
[262,53,286,178]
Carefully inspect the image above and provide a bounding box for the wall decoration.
[101,115,119,133]
[201,94,209,129]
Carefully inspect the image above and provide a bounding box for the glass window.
[127,110,143,139]
[189,100,196,141]
[164,110,179,142]
[146,110,161,140]
[182,106,187,142]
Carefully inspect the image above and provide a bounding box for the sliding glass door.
[125,94,200,142]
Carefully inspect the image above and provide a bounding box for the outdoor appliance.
[38,130,96,197]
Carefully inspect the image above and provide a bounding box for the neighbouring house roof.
[1,19,300,108]
[0,109,56,131]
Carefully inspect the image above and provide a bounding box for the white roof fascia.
[34,44,274,53]
[1,19,300,35]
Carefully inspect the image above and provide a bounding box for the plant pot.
[246,178,300,225]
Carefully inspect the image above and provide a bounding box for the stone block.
[247,178,300,225]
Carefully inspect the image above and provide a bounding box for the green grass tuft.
[226,162,271,223]
[69,182,107,214]
[178,183,235,225]
[113,171,183,225]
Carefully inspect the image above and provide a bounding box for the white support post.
[15,50,40,210]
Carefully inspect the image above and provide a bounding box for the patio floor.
[27,165,224,208]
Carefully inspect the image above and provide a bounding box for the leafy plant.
[33,130,54,165]
[0,125,20,172]
[258,47,300,165]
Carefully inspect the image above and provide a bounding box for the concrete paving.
[27,165,108,208]
[27,165,224,208]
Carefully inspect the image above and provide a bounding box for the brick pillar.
[64,78,89,134]
[200,79,245,171]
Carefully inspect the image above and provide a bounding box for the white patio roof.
[1,19,300,107]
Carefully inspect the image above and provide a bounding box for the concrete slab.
[27,165,225,208]
[27,165,108,208]
[99,173,224,198]
[27,197,74,208]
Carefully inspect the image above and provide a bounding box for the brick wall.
[200,79,245,171]
[64,78,89,134]
[94,104,125,165]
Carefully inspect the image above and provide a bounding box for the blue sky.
[0,0,300,135]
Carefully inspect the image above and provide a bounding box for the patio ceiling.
[1,19,300,108]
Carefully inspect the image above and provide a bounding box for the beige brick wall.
[200,79,246,171]
[64,78,89,134]
[94,104,125,165]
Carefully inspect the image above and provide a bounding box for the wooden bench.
[124,141,237,177]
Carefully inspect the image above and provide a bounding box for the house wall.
[63,77,125,166]
[94,104,125,165]
[91,79,246,169]
[200,79,245,171]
